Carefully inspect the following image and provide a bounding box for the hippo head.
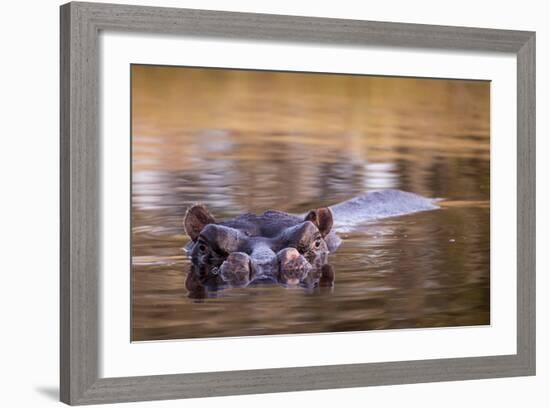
[183,205,334,288]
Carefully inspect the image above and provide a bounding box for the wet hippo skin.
[183,189,439,291]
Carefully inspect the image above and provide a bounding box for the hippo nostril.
[276,248,301,266]
[276,247,313,286]
[281,248,300,260]
[219,252,252,285]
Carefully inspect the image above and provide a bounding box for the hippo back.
[329,189,439,232]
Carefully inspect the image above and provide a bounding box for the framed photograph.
[60,1,535,405]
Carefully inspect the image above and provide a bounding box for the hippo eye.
[198,243,207,253]
[314,239,322,249]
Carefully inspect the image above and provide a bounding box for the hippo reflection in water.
[183,189,439,293]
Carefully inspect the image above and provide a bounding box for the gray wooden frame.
[60,1,536,405]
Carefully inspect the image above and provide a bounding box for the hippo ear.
[304,207,333,237]
[184,204,216,241]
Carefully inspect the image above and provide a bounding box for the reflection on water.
[131,66,490,341]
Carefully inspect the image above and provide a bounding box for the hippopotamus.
[183,189,439,291]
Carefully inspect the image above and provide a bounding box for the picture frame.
[60,1,536,405]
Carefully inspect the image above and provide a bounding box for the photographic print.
[131,65,490,341]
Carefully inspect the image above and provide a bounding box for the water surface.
[131,66,490,341]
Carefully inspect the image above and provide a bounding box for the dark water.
[131,66,490,341]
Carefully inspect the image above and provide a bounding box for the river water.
[131,65,490,341]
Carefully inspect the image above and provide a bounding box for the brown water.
[131,65,490,341]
